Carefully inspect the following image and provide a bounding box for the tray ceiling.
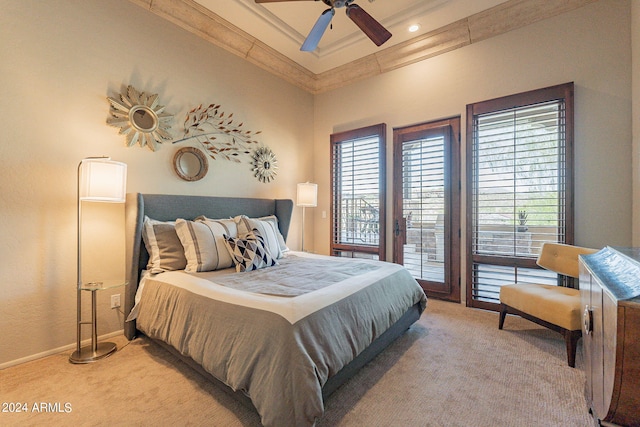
[194,0,510,74]
[132,0,598,93]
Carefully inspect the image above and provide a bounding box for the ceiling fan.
[255,0,392,52]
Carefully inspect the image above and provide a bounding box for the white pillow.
[234,215,286,258]
[258,215,289,253]
[175,218,237,272]
[142,216,187,274]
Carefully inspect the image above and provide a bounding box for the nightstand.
[69,280,127,364]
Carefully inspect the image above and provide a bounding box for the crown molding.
[130,0,597,95]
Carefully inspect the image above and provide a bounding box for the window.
[466,83,574,310]
[331,124,386,259]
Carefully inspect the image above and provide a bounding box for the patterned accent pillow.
[142,216,187,274]
[223,229,278,272]
[175,218,237,272]
[233,215,287,258]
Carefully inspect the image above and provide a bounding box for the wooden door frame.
[392,117,461,302]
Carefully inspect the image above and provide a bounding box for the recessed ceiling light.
[408,24,421,33]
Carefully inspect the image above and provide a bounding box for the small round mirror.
[129,105,159,132]
[173,147,208,181]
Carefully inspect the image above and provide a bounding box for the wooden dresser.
[580,247,640,427]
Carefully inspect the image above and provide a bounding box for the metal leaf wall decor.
[106,87,278,182]
[174,103,262,163]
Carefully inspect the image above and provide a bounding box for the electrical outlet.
[111,294,121,309]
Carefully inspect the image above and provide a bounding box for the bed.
[124,193,427,427]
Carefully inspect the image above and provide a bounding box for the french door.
[392,118,461,301]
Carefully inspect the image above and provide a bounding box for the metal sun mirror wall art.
[252,146,278,183]
[107,85,173,151]
[106,84,278,183]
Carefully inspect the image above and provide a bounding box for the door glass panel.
[401,135,445,283]
[334,135,380,247]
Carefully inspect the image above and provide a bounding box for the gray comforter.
[135,253,426,426]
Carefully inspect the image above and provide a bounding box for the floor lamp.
[296,182,317,252]
[70,157,127,364]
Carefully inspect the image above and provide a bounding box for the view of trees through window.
[467,83,573,309]
[474,101,566,257]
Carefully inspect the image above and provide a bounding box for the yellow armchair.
[498,242,597,367]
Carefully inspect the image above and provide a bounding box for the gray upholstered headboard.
[124,193,294,340]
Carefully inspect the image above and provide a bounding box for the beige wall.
[312,1,632,284]
[0,0,313,366]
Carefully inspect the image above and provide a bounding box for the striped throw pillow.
[234,215,286,258]
[175,218,237,272]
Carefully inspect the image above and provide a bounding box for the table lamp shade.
[79,158,127,202]
[297,182,317,207]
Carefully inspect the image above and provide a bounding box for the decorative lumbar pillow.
[234,215,286,258]
[142,216,187,274]
[223,229,278,272]
[175,218,237,272]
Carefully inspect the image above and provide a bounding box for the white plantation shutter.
[467,84,574,308]
[331,124,386,259]
[401,134,446,282]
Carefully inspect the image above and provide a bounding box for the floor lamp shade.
[79,158,127,202]
[297,182,317,207]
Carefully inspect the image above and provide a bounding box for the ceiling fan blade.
[301,8,334,52]
[346,3,391,47]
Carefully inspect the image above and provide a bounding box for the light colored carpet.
[0,299,596,426]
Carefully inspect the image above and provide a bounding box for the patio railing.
[336,197,379,245]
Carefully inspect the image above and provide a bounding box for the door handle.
[394,218,407,237]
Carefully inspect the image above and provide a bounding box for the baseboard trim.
[0,330,124,370]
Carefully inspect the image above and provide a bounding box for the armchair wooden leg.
[564,329,582,368]
[498,304,508,330]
